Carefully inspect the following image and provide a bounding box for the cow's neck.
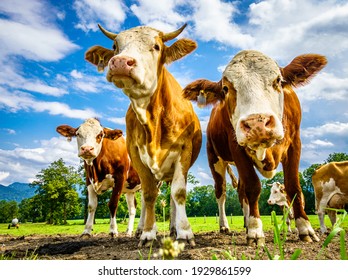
[130,68,178,133]
[85,161,99,184]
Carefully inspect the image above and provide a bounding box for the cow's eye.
[112,44,119,53]
[272,76,282,92]
[153,44,160,51]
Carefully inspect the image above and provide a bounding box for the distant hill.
[0,182,36,203]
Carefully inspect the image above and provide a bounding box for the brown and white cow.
[267,182,304,233]
[56,118,141,237]
[312,161,348,233]
[183,50,327,245]
[85,24,202,247]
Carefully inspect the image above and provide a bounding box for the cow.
[183,50,327,245]
[56,118,141,237]
[267,182,304,233]
[8,218,19,229]
[312,161,348,233]
[85,24,202,247]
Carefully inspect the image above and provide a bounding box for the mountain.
[0,182,36,203]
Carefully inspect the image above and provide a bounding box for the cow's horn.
[98,24,117,40]
[162,23,187,42]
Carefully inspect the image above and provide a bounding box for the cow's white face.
[223,50,284,160]
[106,27,162,98]
[267,182,287,206]
[76,118,105,165]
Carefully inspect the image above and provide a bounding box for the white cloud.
[0,88,100,119]
[0,171,10,183]
[74,81,99,93]
[70,70,83,79]
[73,0,127,32]
[107,117,126,125]
[191,0,254,49]
[0,62,68,97]
[198,171,213,181]
[247,0,348,60]
[302,122,348,138]
[4,129,16,135]
[131,0,186,31]
[0,137,80,185]
[297,72,348,102]
[0,0,79,62]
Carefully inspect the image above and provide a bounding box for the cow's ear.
[281,54,327,88]
[85,46,114,72]
[56,125,77,142]
[164,38,197,64]
[183,79,223,108]
[104,128,123,140]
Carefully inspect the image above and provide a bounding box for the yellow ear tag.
[97,54,105,73]
[197,90,207,108]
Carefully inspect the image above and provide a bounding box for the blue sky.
[0,0,347,187]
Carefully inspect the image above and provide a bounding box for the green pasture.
[1,215,346,236]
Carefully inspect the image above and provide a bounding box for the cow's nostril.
[127,59,135,66]
[241,121,251,132]
[265,116,275,128]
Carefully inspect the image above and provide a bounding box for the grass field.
[1,214,347,236]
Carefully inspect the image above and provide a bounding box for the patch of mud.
[1,230,346,260]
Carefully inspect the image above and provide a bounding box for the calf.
[267,182,301,233]
[183,50,327,245]
[57,118,141,237]
[312,161,348,233]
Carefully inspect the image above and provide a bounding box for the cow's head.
[56,118,123,165]
[183,50,327,160]
[267,182,287,206]
[85,24,197,99]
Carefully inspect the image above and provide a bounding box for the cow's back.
[312,161,348,205]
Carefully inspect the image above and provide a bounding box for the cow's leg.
[235,150,264,246]
[283,137,319,242]
[318,205,328,234]
[171,163,194,246]
[327,210,337,228]
[135,191,146,238]
[241,176,264,246]
[82,184,98,237]
[108,175,125,238]
[170,194,177,238]
[211,157,230,233]
[137,173,159,247]
[125,192,136,237]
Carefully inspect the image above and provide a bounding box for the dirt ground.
[1,230,347,260]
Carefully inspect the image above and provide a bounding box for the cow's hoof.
[299,235,313,242]
[80,233,92,239]
[220,227,230,234]
[257,237,265,247]
[177,238,195,247]
[247,237,265,247]
[109,232,118,238]
[135,229,142,239]
[170,228,177,239]
[299,233,320,243]
[138,239,156,248]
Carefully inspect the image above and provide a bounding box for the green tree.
[0,200,18,223]
[30,158,83,224]
[325,152,348,163]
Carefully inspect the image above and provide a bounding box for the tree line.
[1,153,347,224]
